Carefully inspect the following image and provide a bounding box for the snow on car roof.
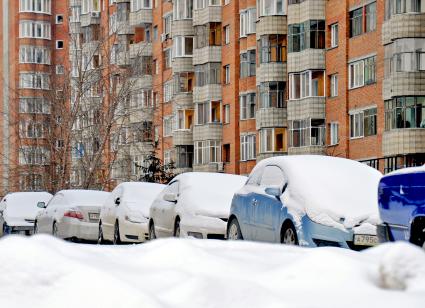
[1,192,53,219]
[57,190,110,206]
[174,172,247,218]
[253,155,382,230]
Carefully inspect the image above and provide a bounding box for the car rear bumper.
[3,224,34,235]
[60,219,98,241]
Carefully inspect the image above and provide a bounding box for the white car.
[0,192,53,236]
[98,182,165,244]
[149,172,247,240]
[35,190,110,241]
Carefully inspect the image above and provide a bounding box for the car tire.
[149,221,156,240]
[98,222,104,245]
[174,218,180,238]
[227,218,243,240]
[281,222,299,245]
[52,222,58,237]
[113,221,121,245]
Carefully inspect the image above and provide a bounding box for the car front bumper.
[120,220,149,243]
[180,215,227,239]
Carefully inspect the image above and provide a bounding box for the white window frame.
[349,111,364,139]
[330,122,339,145]
[224,65,230,84]
[19,20,51,40]
[330,74,338,97]
[240,134,256,161]
[131,0,152,12]
[173,36,194,58]
[330,23,338,48]
[289,70,325,100]
[224,104,230,124]
[260,128,274,153]
[19,0,52,14]
[224,25,230,44]
[259,0,286,17]
[19,45,51,64]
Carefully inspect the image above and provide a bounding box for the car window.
[49,194,64,208]
[166,181,179,196]
[260,165,286,188]
[247,168,263,186]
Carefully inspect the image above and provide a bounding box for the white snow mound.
[0,235,424,308]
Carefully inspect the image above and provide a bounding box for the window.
[195,62,221,86]
[176,145,193,168]
[349,56,376,89]
[259,0,286,16]
[289,119,325,147]
[56,65,64,75]
[350,111,364,138]
[194,140,222,164]
[70,6,81,22]
[288,20,325,52]
[19,120,46,138]
[240,8,256,38]
[240,50,256,78]
[174,0,193,20]
[385,97,425,130]
[19,97,50,114]
[164,14,172,36]
[330,122,339,145]
[163,81,173,102]
[131,0,152,11]
[164,49,171,69]
[176,109,194,130]
[258,81,286,108]
[224,65,230,84]
[19,146,50,165]
[56,40,64,49]
[163,116,173,136]
[350,2,376,37]
[289,70,325,99]
[19,72,50,90]
[260,128,287,152]
[82,0,101,13]
[19,0,52,14]
[350,8,363,37]
[131,89,154,108]
[19,21,51,39]
[330,23,338,48]
[349,108,377,138]
[173,72,194,94]
[173,36,193,57]
[366,2,376,32]
[19,46,50,64]
[56,15,64,24]
[224,104,230,123]
[240,134,256,161]
[196,101,221,124]
[259,34,286,63]
[194,23,222,48]
[364,108,377,136]
[330,74,338,97]
[240,93,256,120]
[224,25,230,44]
[153,26,158,40]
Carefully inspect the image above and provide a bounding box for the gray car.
[35,190,110,241]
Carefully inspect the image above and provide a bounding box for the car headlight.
[124,213,147,224]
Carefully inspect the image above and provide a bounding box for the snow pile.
[0,236,424,308]
[176,172,247,218]
[253,155,382,230]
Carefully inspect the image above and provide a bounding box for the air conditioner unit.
[160,33,167,42]
[217,162,224,172]
[90,11,100,18]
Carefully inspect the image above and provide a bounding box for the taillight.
[64,210,84,220]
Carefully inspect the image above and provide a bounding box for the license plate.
[354,234,378,246]
[89,213,99,220]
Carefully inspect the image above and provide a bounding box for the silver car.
[35,190,110,241]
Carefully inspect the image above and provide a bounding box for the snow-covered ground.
[0,235,424,308]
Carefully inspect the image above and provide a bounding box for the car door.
[153,181,179,237]
[252,165,287,242]
[38,195,60,233]
[104,186,123,238]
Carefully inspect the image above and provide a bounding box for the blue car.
[378,166,425,249]
[227,155,382,250]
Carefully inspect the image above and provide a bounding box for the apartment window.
[176,109,194,130]
[224,65,230,84]
[56,65,64,75]
[195,62,221,86]
[19,146,49,165]
[260,128,287,152]
[19,46,50,64]
[19,0,52,14]
[224,104,230,123]
[131,89,153,108]
[163,81,173,102]
[289,70,325,99]
[195,23,222,48]
[176,146,193,169]
[385,97,425,130]
[350,2,376,37]
[173,0,193,20]
[350,108,377,138]
[194,141,222,165]
[196,101,221,124]
[258,81,286,108]
[330,122,339,145]
[19,21,51,40]
[70,6,81,22]
[364,108,377,136]
[330,74,338,97]
[349,56,376,89]
[163,14,172,36]
[56,40,64,49]
[19,97,50,114]
[19,72,50,90]
[259,34,286,63]
[350,8,363,37]
[19,120,45,138]
[240,134,256,161]
[173,36,193,57]
[350,112,364,138]
[391,0,424,15]
[365,2,376,32]
[240,8,256,38]
[330,23,338,48]
[240,93,256,120]
[163,116,173,137]
[259,0,286,16]
[290,119,325,147]
[173,72,194,94]
[164,49,171,69]
[223,144,230,162]
[224,25,230,44]
[288,20,325,52]
[131,0,152,11]
[240,50,256,78]
[56,15,64,24]
[82,0,101,13]
[153,26,158,40]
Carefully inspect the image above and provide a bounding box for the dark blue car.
[378,166,425,248]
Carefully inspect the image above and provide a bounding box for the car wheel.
[281,222,298,245]
[227,218,243,240]
[34,221,38,234]
[149,221,156,240]
[52,222,58,237]
[174,219,180,238]
[113,221,121,245]
[98,222,104,244]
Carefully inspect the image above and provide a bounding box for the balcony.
[171,20,194,37]
[130,75,153,89]
[256,107,287,130]
[129,9,153,26]
[256,16,287,38]
[287,0,325,24]
[193,162,224,173]
[287,97,325,121]
[256,151,287,162]
[383,129,425,156]
[117,21,134,35]
[287,49,325,73]
[193,6,221,26]
[288,145,326,155]
[69,22,81,34]
[193,123,222,141]
[171,57,194,73]
[172,93,193,110]
[173,129,193,146]
[383,72,425,100]
[382,13,425,45]
[129,41,152,58]
[193,84,221,103]
[129,107,154,123]
[80,13,101,28]
[257,62,287,84]
[193,46,221,66]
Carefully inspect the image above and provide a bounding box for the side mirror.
[163,193,177,203]
[265,186,281,198]
[37,202,46,209]
[115,197,121,206]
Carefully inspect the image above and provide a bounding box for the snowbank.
[385,164,425,176]
[0,236,424,308]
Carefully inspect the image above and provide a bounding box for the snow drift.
[0,235,424,308]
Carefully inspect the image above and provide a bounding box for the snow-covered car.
[99,182,165,244]
[149,172,247,240]
[35,190,110,241]
[0,192,53,236]
[227,155,382,250]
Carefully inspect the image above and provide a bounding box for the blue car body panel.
[378,171,425,242]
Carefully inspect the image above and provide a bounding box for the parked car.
[227,155,382,250]
[34,190,110,241]
[149,172,247,240]
[0,192,53,236]
[377,165,425,249]
[99,182,165,244]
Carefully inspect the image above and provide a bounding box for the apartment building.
[0,0,68,195]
